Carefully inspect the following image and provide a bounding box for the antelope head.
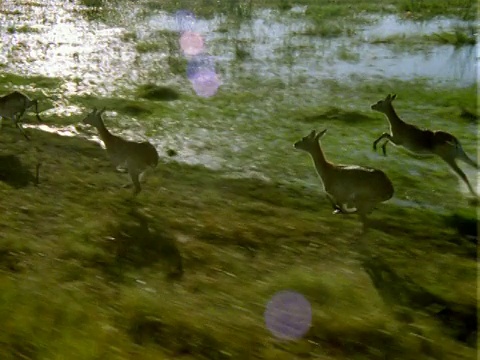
[371,93,397,113]
[83,107,107,127]
[294,129,327,152]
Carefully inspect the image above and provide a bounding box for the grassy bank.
[136,0,477,20]
[0,78,477,358]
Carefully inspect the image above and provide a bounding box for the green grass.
[0,72,62,90]
[136,41,163,53]
[132,0,475,21]
[428,28,477,46]
[6,25,40,34]
[371,27,477,47]
[0,73,477,358]
[0,121,476,358]
[398,0,476,20]
[299,23,345,38]
[71,94,154,117]
[80,0,104,7]
[336,45,361,62]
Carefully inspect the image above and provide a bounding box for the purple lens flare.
[264,290,312,340]
[176,11,221,97]
[175,10,196,33]
[186,55,216,80]
[187,55,220,97]
[190,68,221,97]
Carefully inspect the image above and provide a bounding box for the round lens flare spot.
[186,55,215,80]
[180,31,204,56]
[264,290,312,340]
[190,69,221,97]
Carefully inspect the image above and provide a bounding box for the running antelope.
[371,94,478,197]
[82,108,159,195]
[294,129,394,230]
[0,91,43,140]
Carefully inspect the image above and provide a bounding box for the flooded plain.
[0,0,477,202]
[0,2,476,95]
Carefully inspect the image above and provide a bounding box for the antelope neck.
[309,141,333,179]
[94,118,115,144]
[383,104,404,127]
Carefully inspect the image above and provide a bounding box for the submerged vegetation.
[429,27,477,46]
[0,0,477,359]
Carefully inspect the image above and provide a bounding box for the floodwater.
[0,2,476,97]
[0,1,477,200]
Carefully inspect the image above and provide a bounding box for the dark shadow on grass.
[460,107,478,122]
[93,205,183,281]
[299,107,374,124]
[0,154,37,188]
[128,314,230,359]
[444,213,478,244]
[137,84,180,101]
[361,255,476,347]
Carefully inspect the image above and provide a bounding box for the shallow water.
[0,2,476,99]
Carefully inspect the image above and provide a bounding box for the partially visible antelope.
[82,107,159,195]
[0,91,43,140]
[294,129,394,230]
[371,94,478,198]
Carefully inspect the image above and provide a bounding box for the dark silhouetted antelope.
[0,91,43,140]
[371,94,478,198]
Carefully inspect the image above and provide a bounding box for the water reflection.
[0,1,475,101]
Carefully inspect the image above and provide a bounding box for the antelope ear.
[391,94,397,101]
[92,107,97,113]
[315,129,327,140]
[309,130,316,138]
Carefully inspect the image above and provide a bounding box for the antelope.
[294,129,394,230]
[371,94,478,197]
[0,91,43,140]
[82,108,159,195]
